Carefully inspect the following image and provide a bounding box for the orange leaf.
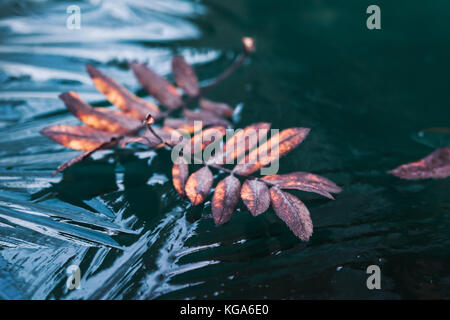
[40,125,115,151]
[199,98,233,118]
[172,56,199,97]
[208,122,271,165]
[240,179,270,216]
[185,126,226,155]
[211,175,241,225]
[130,62,182,109]
[389,147,450,180]
[164,118,198,134]
[122,126,181,148]
[269,187,313,241]
[183,109,230,128]
[185,166,213,205]
[86,64,159,120]
[261,172,342,199]
[60,91,141,134]
[172,157,189,197]
[233,127,310,175]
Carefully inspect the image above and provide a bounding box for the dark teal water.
[0,0,449,299]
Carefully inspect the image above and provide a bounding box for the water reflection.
[0,0,224,299]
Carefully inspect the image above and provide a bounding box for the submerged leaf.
[261,172,341,199]
[233,127,310,175]
[200,98,233,118]
[270,187,313,241]
[212,175,241,225]
[413,127,450,149]
[240,179,270,216]
[172,157,189,197]
[40,125,115,151]
[185,166,214,205]
[172,56,199,97]
[208,122,271,165]
[389,147,450,180]
[130,62,182,109]
[60,91,141,134]
[86,64,159,119]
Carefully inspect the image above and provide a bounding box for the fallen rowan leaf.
[240,179,270,216]
[172,56,199,97]
[389,147,450,180]
[261,172,341,199]
[172,157,189,197]
[60,91,141,134]
[233,127,310,175]
[164,118,198,134]
[130,62,182,109]
[211,175,241,225]
[270,187,313,241]
[183,109,230,128]
[185,166,214,205]
[40,125,115,151]
[185,126,226,154]
[86,64,159,119]
[199,98,233,118]
[208,122,271,165]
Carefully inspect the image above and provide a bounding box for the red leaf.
[122,126,181,148]
[60,91,141,134]
[172,157,189,197]
[164,118,198,134]
[172,56,199,97]
[185,166,214,205]
[240,179,270,216]
[208,122,271,165]
[40,125,115,151]
[130,62,182,109]
[261,172,342,199]
[185,126,226,154]
[389,147,450,180]
[211,175,241,225]
[183,109,231,128]
[233,127,310,175]
[269,187,313,241]
[199,98,233,118]
[86,64,159,120]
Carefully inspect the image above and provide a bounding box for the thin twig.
[52,139,117,176]
[145,114,173,148]
[200,51,249,97]
[181,38,254,107]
